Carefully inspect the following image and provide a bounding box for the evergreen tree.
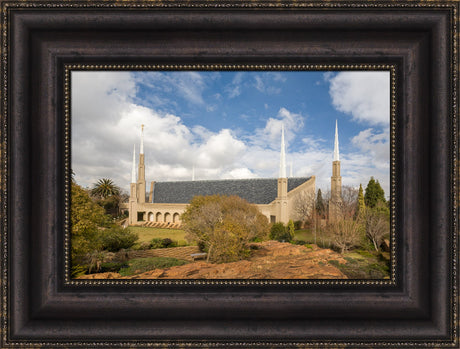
[357,184,366,217]
[316,189,325,218]
[364,177,386,208]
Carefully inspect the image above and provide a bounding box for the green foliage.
[99,226,138,252]
[357,184,366,217]
[150,238,178,249]
[293,220,302,230]
[71,181,111,261]
[98,262,128,273]
[270,222,293,242]
[119,257,188,276]
[70,264,88,278]
[181,195,270,263]
[91,178,120,199]
[328,259,340,267]
[316,189,326,217]
[288,220,295,238]
[364,177,386,208]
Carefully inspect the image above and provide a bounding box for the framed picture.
[1,0,458,347]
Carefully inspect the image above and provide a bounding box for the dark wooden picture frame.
[1,0,458,347]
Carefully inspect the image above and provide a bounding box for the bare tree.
[325,186,363,253]
[327,217,363,254]
[294,190,316,223]
[365,202,390,251]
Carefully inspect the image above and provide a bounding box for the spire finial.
[279,123,287,178]
[131,144,136,183]
[334,119,340,161]
[140,124,144,154]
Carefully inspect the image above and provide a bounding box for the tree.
[365,201,390,251]
[71,181,111,261]
[357,184,366,218]
[181,195,270,263]
[91,178,120,199]
[327,217,363,254]
[91,178,123,216]
[325,186,363,253]
[316,189,326,218]
[294,190,316,223]
[288,220,295,239]
[364,177,386,208]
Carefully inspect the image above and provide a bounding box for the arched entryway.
[155,212,162,222]
[164,212,171,223]
[148,212,154,222]
[173,212,180,223]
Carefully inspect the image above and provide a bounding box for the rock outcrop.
[78,241,348,280]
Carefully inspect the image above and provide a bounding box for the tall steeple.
[279,123,287,178]
[276,123,289,223]
[334,119,340,161]
[137,124,146,203]
[129,144,138,225]
[131,144,136,184]
[330,120,342,220]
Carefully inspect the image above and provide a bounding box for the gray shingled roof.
[152,177,311,204]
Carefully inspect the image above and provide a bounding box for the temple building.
[126,124,317,226]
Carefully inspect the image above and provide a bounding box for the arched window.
[164,212,171,223]
[148,212,154,222]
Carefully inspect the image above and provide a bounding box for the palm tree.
[91,178,120,199]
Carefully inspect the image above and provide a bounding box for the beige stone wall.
[129,202,188,224]
[287,176,316,222]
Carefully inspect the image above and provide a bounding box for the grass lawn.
[329,250,390,279]
[294,229,333,248]
[128,226,189,245]
[119,257,189,276]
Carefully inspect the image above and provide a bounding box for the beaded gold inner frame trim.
[64,63,397,287]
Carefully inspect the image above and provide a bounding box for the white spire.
[279,123,287,178]
[131,144,136,183]
[334,119,340,161]
[140,124,144,154]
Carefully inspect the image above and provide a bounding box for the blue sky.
[71,70,390,196]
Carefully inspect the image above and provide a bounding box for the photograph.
[70,70,392,280]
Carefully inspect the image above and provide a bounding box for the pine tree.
[364,177,386,208]
[316,189,325,218]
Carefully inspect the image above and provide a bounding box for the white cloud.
[326,71,390,126]
[251,107,305,149]
[72,71,389,199]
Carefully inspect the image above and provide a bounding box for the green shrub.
[119,257,188,276]
[98,262,128,273]
[294,220,302,230]
[161,238,177,248]
[150,238,178,249]
[270,222,293,242]
[71,264,88,278]
[100,226,138,252]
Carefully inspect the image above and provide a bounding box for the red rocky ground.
[77,241,348,280]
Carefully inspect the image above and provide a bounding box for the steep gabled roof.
[152,177,311,204]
